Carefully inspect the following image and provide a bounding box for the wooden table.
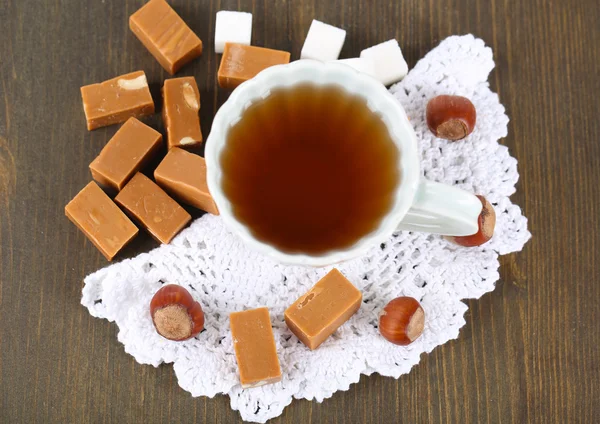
[1,0,599,422]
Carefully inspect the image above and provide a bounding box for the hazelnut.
[182,82,199,110]
[179,137,196,145]
[117,74,149,90]
[379,297,425,346]
[426,95,476,140]
[448,195,496,247]
[150,284,204,341]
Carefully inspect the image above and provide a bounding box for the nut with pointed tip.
[379,297,425,346]
[150,284,204,341]
[448,195,496,247]
[426,95,476,141]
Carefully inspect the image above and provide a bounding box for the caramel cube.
[115,173,191,244]
[80,71,154,130]
[65,182,139,260]
[285,269,362,350]
[154,148,219,214]
[230,307,282,388]
[129,0,203,75]
[90,118,163,192]
[162,77,202,149]
[218,43,290,89]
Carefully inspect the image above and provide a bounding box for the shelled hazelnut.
[150,284,204,341]
[379,297,425,346]
[426,95,476,140]
[448,195,496,247]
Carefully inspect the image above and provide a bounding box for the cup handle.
[396,179,482,236]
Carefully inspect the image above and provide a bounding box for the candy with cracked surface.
[162,76,202,149]
[65,182,138,260]
[115,173,191,244]
[129,0,203,74]
[154,148,219,215]
[90,118,163,191]
[285,269,362,350]
[217,43,290,89]
[230,307,282,389]
[80,71,154,130]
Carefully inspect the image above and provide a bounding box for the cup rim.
[205,60,420,267]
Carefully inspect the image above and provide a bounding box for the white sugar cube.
[215,11,253,54]
[332,58,377,78]
[360,39,408,86]
[300,20,346,61]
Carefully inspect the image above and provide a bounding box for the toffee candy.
[90,118,163,191]
[285,269,362,350]
[218,43,290,89]
[154,148,219,215]
[230,307,282,388]
[115,173,191,244]
[215,11,252,54]
[80,71,154,130]
[130,0,203,74]
[65,182,138,260]
[360,39,408,86]
[300,19,346,61]
[162,77,202,149]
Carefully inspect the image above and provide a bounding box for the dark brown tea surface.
[220,83,400,255]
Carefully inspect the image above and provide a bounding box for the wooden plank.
[1,0,599,422]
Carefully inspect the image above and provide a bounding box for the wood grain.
[1,0,599,422]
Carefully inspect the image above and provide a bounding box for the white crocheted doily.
[82,35,531,423]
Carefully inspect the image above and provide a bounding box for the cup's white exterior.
[205,60,481,267]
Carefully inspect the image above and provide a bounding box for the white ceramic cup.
[205,60,482,267]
